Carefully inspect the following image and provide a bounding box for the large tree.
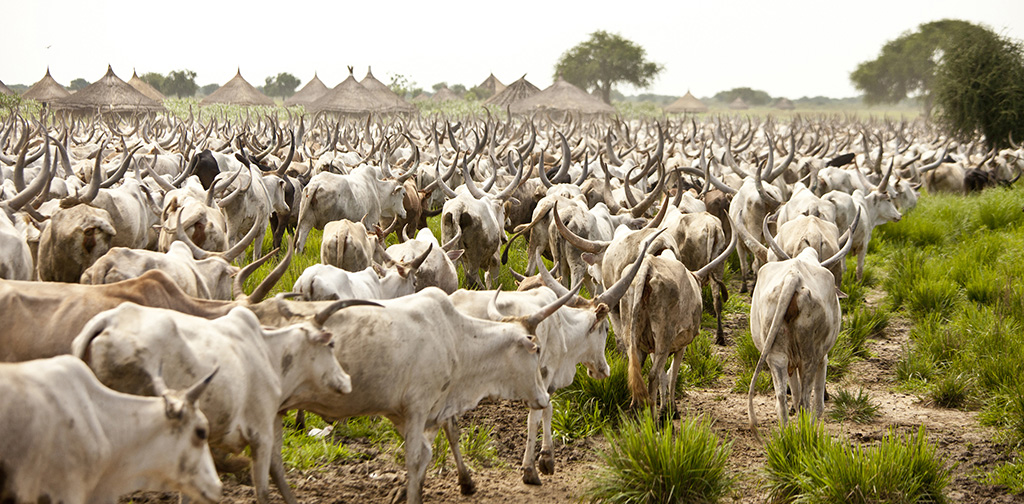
[934,26,1024,150]
[68,78,90,91]
[263,72,300,98]
[139,72,165,94]
[554,30,662,104]
[713,87,772,106]
[163,70,198,98]
[851,19,989,116]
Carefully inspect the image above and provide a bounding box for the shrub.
[765,413,950,504]
[584,411,733,504]
[928,373,973,409]
[733,329,772,394]
[677,330,724,387]
[828,388,880,423]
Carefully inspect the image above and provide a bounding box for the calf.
[0,355,221,503]
[71,302,361,504]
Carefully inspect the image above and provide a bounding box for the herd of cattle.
[1,109,1022,503]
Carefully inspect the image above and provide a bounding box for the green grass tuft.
[828,388,880,423]
[583,411,733,504]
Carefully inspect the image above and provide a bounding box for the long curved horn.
[232,246,282,301]
[175,211,211,260]
[313,299,384,327]
[875,158,895,192]
[142,161,177,192]
[462,155,488,199]
[629,161,666,218]
[552,202,610,254]
[433,156,458,199]
[100,144,143,189]
[441,224,462,251]
[762,212,789,260]
[245,234,296,304]
[555,132,571,183]
[68,137,107,205]
[918,148,948,173]
[2,136,51,212]
[820,212,859,269]
[205,167,243,207]
[754,154,780,209]
[521,280,583,333]
[574,151,590,186]
[216,168,253,208]
[642,189,671,230]
[594,228,665,307]
[406,242,433,270]
[1010,131,1021,150]
[220,218,264,263]
[605,129,624,167]
[184,367,219,406]
[494,150,526,202]
[692,214,738,281]
[276,130,295,176]
[765,134,796,183]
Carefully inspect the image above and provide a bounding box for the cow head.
[273,322,352,411]
[863,189,902,227]
[152,369,222,503]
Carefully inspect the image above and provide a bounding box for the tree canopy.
[163,70,198,98]
[554,30,662,105]
[851,19,990,116]
[68,78,89,91]
[139,72,165,93]
[933,26,1024,150]
[713,87,772,106]
[263,72,300,98]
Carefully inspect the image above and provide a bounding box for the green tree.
[713,87,772,106]
[263,72,301,98]
[388,73,415,98]
[851,19,990,116]
[467,85,492,101]
[934,26,1024,150]
[432,82,448,92]
[200,83,220,96]
[163,69,198,98]
[450,84,467,96]
[68,78,89,91]
[554,30,663,104]
[139,72,165,94]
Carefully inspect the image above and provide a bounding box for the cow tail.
[70,310,115,361]
[748,273,800,434]
[627,258,652,407]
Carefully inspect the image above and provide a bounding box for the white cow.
[0,355,221,504]
[71,302,360,504]
[822,184,901,280]
[386,227,462,294]
[292,245,431,301]
[748,244,850,433]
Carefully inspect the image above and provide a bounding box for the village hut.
[430,86,461,103]
[201,68,276,106]
[476,73,506,98]
[308,66,385,116]
[0,79,13,96]
[360,67,416,114]
[508,76,614,115]
[485,74,540,108]
[53,65,163,114]
[663,91,708,114]
[21,68,71,105]
[127,70,165,101]
[728,97,750,110]
[284,73,329,107]
[774,97,795,110]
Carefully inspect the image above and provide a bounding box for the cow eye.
[327,341,335,349]
[196,427,208,440]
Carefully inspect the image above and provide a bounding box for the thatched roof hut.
[284,73,329,107]
[477,73,506,97]
[508,76,614,115]
[774,97,795,110]
[0,79,13,96]
[127,70,165,101]
[485,74,539,108]
[308,67,384,116]
[22,68,71,104]
[728,97,749,110]
[360,67,416,114]
[430,86,461,103]
[663,91,708,114]
[201,69,275,107]
[53,65,163,113]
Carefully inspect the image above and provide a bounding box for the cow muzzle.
[528,390,551,410]
[585,361,611,380]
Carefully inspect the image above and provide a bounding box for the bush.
[765,413,951,504]
[677,330,724,387]
[584,411,733,504]
[733,329,772,394]
[828,388,881,423]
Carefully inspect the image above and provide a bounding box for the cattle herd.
[1,109,1022,503]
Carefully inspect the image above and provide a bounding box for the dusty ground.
[127,287,1024,503]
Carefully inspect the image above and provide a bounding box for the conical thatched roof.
[430,86,461,103]
[485,74,540,108]
[664,91,708,114]
[201,69,275,106]
[283,73,328,107]
[0,79,12,96]
[53,65,163,113]
[508,76,614,115]
[127,70,165,101]
[22,68,71,104]
[728,97,749,110]
[774,97,795,110]
[360,67,416,113]
[477,73,506,96]
[308,68,384,115]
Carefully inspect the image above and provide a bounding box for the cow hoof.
[459,479,477,495]
[388,486,406,504]
[740,283,748,294]
[824,388,831,402]
[522,467,542,486]
[538,450,555,475]
[715,333,727,346]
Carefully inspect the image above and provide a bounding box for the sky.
[4,0,1024,100]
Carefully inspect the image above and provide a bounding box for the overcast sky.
[4,0,1023,99]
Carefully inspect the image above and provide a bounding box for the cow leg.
[737,245,750,293]
[538,404,555,475]
[251,221,267,262]
[713,280,726,345]
[442,419,476,495]
[856,248,867,281]
[270,416,300,504]
[401,420,431,504]
[768,356,790,428]
[648,349,670,420]
[788,367,803,417]
[666,351,683,420]
[249,428,273,504]
[812,356,829,418]
[521,408,543,485]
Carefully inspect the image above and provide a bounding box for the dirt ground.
[127,287,1024,503]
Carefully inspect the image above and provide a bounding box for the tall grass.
[764,413,950,504]
[583,411,733,504]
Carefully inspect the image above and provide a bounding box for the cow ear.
[835,287,848,299]
[312,329,333,345]
[520,335,540,354]
[581,252,599,265]
[447,249,464,261]
[594,302,610,317]
[372,264,386,277]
